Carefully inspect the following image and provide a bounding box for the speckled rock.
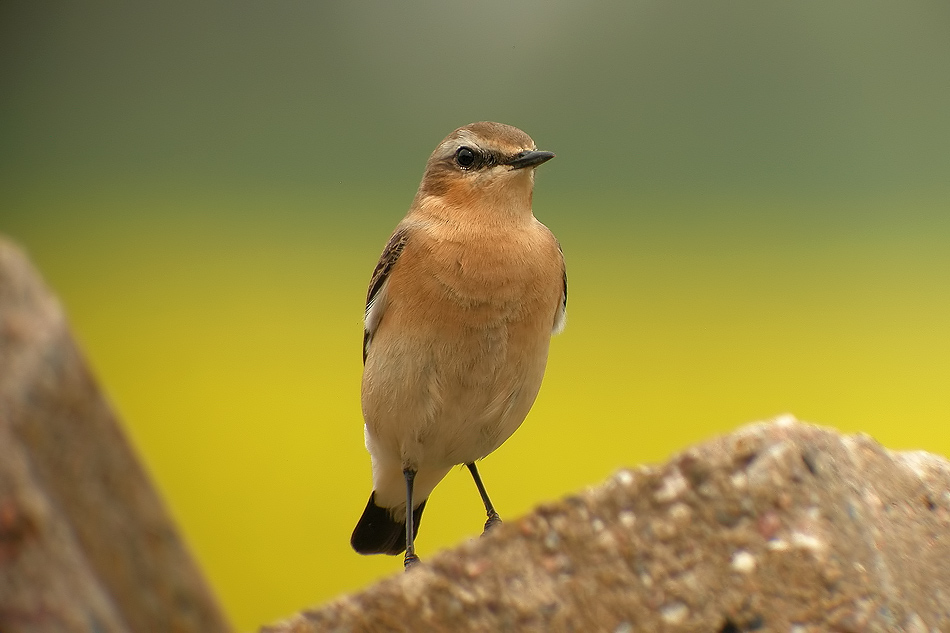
[264,417,950,632]
[0,237,230,633]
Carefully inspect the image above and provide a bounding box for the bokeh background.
[3,1,950,629]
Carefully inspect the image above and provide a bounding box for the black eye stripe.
[452,147,507,171]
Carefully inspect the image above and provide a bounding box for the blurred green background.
[2,1,949,630]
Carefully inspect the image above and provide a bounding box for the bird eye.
[455,146,476,169]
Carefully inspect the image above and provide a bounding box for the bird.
[350,121,566,568]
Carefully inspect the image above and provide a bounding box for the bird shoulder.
[363,226,411,363]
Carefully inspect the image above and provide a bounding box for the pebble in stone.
[655,469,689,503]
[731,550,756,573]
[660,602,689,624]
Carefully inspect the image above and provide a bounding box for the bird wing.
[554,241,568,334]
[364,226,410,363]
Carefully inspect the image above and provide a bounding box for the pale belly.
[361,316,552,470]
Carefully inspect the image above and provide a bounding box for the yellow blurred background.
[3,2,950,630]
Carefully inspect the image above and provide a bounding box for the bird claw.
[482,511,502,535]
[404,553,420,570]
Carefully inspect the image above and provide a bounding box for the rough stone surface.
[0,237,231,633]
[266,416,950,633]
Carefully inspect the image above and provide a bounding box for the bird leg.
[466,462,502,533]
[403,468,420,569]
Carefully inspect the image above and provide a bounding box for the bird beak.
[504,150,556,170]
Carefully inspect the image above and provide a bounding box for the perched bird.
[350,121,566,568]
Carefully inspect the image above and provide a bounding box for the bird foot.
[482,511,502,535]
[404,553,420,570]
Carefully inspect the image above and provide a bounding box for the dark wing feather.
[562,267,568,310]
[363,228,410,363]
[560,240,568,311]
[557,239,567,330]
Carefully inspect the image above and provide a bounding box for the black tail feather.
[350,492,427,555]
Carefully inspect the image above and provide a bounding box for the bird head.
[414,122,555,221]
